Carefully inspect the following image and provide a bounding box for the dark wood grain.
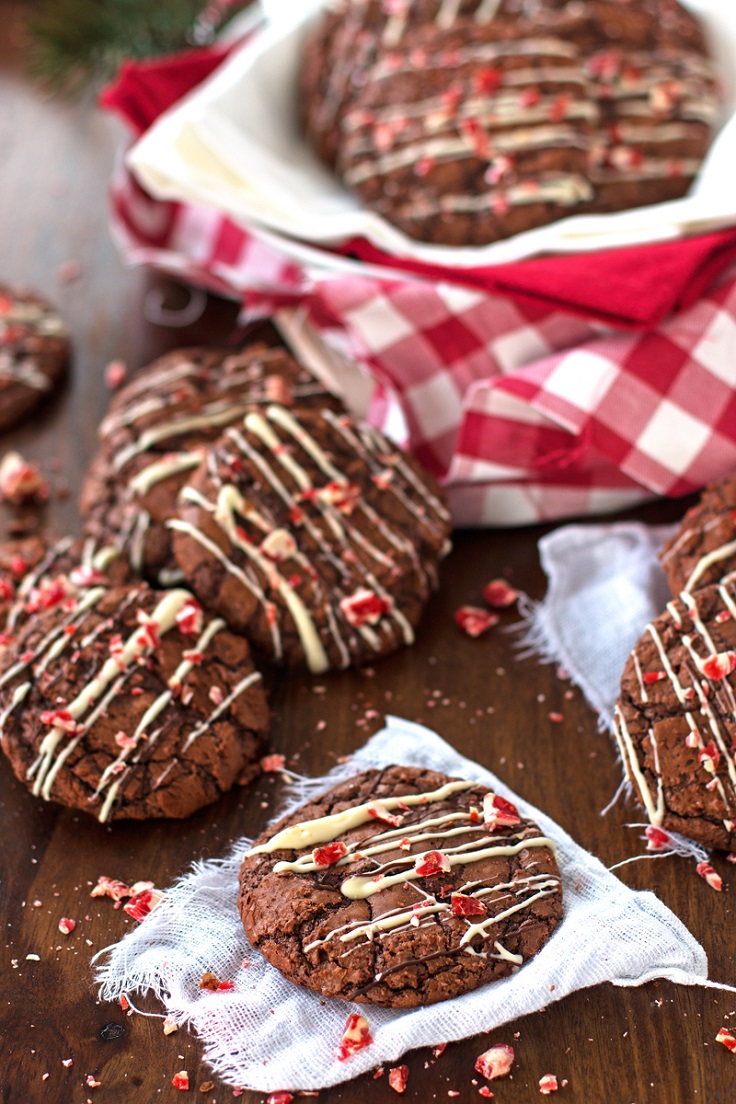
[1,3,735,1102]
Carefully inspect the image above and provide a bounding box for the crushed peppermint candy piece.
[85,1075,102,1088]
[451,892,488,917]
[336,1013,373,1061]
[313,841,348,867]
[261,528,297,562]
[388,1066,409,1094]
[455,606,498,637]
[539,1074,559,1094]
[696,651,736,680]
[340,587,393,627]
[0,451,49,505]
[644,826,671,851]
[414,850,451,877]
[266,1093,294,1104]
[176,599,203,636]
[483,793,521,829]
[114,730,136,750]
[123,884,163,922]
[698,740,720,773]
[105,359,127,389]
[90,875,132,903]
[26,575,74,613]
[716,1028,736,1052]
[40,709,84,737]
[69,564,108,588]
[172,1070,189,1091]
[58,917,76,935]
[367,801,403,827]
[696,861,722,891]
[135,609,160,649]
[260,753,286,772]
[62,1058,73,1067]
[475,1044,515,1081]
[642,671,666,685]
[483,578,519,608]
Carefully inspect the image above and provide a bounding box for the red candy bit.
[519,87,541,108]
[86,1075,102,1088]
[478,1089,494,1099]
[367,801,403,827]
[548,712,564,724]
[727,852,736,865]
[451,892,488,917]
[260,753,286,773]
[644,826,671,851]
[266,1094,294,1104]
[69,564,108,588]
[123,883,163,922]
[715,610,732,623]
[135,609,161,649]
[414,850,451,877]
[40,709,84,737]
[114,730,136,750]
[482,578,519,609]
[0,451,49,505]
[26,576,73,613]
[175,599,203,637]
[336,1013,373,1061]
[539,1074,559,1094]
[697,861,723,892]
[643,671,666,685]
[483,793,521,829]
[455,606,499,638]
[217,979,235,991]
[696,651,736,680]
[313,841,348,868]
[90,875,132,902]
[10,554,27,576]
[315,480,361,515]
[548,92,571,122]
[105,359,126,389]
[388,1065,409,1094]
[474,66,502,95]
[698,740,721,774]
[0,576,14,601]
[58,917,76,935]
[340,588,393,628]
[171,1070,189,1091]
[475,1044,515,1081]
[716,1028,736,1052]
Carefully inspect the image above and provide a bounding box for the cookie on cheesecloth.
[80,344,343,584]
[0,582,269,821]
[659,473,736,598]
[170,405,452,673]
[239,765,563,1007]
[614,578,736,850]
[0,284,69,431]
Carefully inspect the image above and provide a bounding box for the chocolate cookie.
[0,285,69,431]
[659,474,736,598]
[80,344,343,584]
[0,582,269,821]
[303,0,718,245]
[171,405,452,672]
[239,765,563,1007]
[614,579,736,850]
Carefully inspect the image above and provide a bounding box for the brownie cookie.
[0,582,269,821]
[614,579,736,850]
[338,16,598,245]
[659,474,736,598]
[239,765,563,1007]
[171,405,452,672]
[304,0,718,245]
[80,344,343,584]
[0,285,69,431]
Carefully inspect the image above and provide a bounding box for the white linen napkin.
[520,522,677,725]
[95,717,707,1094]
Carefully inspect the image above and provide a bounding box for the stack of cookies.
[300,0,720,245]
[0,339,452,824]
[614,472,736,851]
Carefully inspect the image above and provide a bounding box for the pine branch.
[26,0,252,94]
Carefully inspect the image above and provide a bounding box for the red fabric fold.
[99,45,736,330]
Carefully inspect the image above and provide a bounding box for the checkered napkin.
[103,49,736,526]
[94,717,710,1094]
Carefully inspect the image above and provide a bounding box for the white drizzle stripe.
[459,885,559,946]
[246,780,475,855]
[0,587,107,691]
[612,705,665,826]
[182,670,262,752]
[684,540,736,593]
[129,452,203,497]
[113,404,251,471]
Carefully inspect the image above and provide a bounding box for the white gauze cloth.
[521,522,677,725]
[95,717,707,1093]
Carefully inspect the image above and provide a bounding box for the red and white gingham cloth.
[105,51,736,526]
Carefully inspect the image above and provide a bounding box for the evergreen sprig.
[26,0,252,94]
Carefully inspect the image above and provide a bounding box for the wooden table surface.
[1,4,735,1102]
